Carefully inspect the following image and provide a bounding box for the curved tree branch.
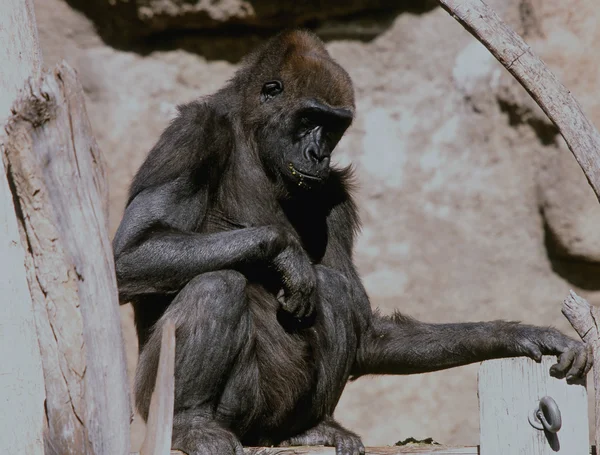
[438,0,600,201]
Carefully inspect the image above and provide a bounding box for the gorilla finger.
[276,288,285,301]
[281,294,301,316]
[549,350,575,378]
[291,297,307,319]
[525,343,543,362]
[337,447,357,455]
[335,440,349,455]
[566,349,590,382]
[356,441,365,455]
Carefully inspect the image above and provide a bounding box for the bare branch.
[438,0,600,201]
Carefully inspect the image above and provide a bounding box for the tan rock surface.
[34,0,600,447]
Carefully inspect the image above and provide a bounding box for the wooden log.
[141,320,176,455]
[437,0,600,201]
[139,446,479,454]
[478,356,588,454]
[242,447,477,454]
[0,0,46,453]
[562,291,600,454]
[2,63,130,454]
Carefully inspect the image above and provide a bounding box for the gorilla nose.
[305,145,330,165]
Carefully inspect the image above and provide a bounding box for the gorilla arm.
[353,313,592,381]
[113,101,301,305]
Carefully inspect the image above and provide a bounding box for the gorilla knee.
[185,270,247,298]
[169,270,248,321]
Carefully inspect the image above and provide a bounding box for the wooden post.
[2,63,130,454]
[478,357,588,454]
[0,0,46,453]
[562,291,600,454]
[141,320,176,455]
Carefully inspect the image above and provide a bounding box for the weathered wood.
[3,63,130,454]
[144,446,478,454]
[0,0,42,122]
[242,448,476,454]
[479,356,588,455]
[0,0,46,453]
[562,291,600,454]
[438,0,600,201]
[141,320,176,455]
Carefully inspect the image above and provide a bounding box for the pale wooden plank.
[3,63,130,454]
[0,0,45,453]
[479,356,588,454]
[437,0,600,201]
[141,320,176,455]
[562,291,600,453]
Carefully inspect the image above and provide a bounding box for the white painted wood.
[0,0,45,453]
[562,290,600,453]
[479,356,588,455]
[438,0,600,201]
[3,63,130,454]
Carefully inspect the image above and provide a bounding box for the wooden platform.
[138,446,479,455]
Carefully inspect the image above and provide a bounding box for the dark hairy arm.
[113,101,319,320]
[113,176,292,300]
[354,313,592,381]
[113,101,291,301]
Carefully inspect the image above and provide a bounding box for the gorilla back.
[113,30,591,455]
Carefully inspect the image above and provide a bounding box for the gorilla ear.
[261,80,283,102]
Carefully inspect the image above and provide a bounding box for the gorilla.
[113,30,591,455]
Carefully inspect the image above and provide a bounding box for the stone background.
[33,0,600,448]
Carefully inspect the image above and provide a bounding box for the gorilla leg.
[280,266,364,455]
[135,270,249,455]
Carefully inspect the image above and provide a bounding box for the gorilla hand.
[512,325,592,382]
[273,243,317,319]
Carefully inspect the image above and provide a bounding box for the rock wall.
[34,0,600,448]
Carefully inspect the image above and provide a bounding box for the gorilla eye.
[261,80,283,102]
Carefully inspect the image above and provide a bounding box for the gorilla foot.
[172,417,243,455]
[280,419,365,455]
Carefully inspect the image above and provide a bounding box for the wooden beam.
[0,0,45,453]
[3,63,130,454]
[437,0,600,201]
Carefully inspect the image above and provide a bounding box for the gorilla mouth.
[288,164,324,185]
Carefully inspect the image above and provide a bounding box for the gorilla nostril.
[305,146,320,163]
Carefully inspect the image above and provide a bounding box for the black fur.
[113,30,592,455]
